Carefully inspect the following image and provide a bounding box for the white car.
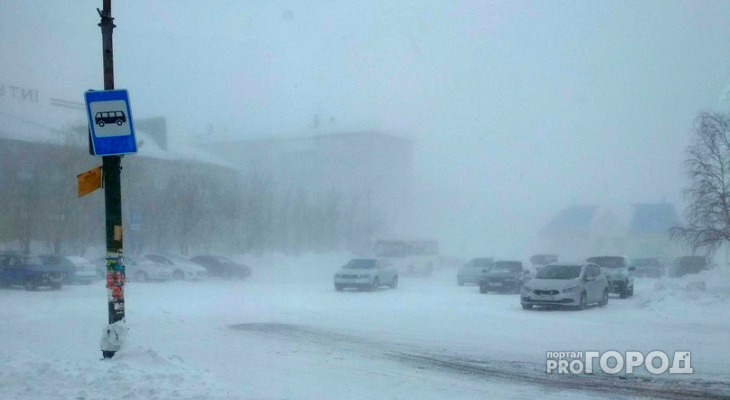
[334,258,398,291]
[457,257,493,286]
[125,257,173,282]
[521,263,609,310]
[64,256,98,284]
[143,254,208,281]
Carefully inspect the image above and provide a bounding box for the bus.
[374,239,440,277]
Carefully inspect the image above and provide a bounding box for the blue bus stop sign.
[84,89,137,156]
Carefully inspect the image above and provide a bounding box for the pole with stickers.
[87,0,138,359]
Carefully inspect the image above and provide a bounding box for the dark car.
[189,255,251,279]
[38,255,97,284]
[0,252,66,290]
[669,256,711,278]
[586,256,635,298]
[632,258,665,278]
[479,261,526,294]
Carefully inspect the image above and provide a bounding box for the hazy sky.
[2,1,729,256]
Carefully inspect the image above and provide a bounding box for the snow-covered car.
[632,258,665,278]
[188,255,251,279]
[143,254,208,281]
[334,258,398,291]
[38,255,97,284]
[479,260,526,293]
[669,256,712,278]
[457,257,493,286]
[521,263,609,310]
[586,256,635,298]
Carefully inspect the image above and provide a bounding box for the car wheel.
[135,271,148,282]
[578,292,587,310]
[370,277,379,291]
[173,270,185,280]
[98,121,105,127]
[24,280,37,291]
[479,283,488,294]
[50,282,62,290]
[619,284,628,299]
[390,275,398,289]
[628,284,634,297]
[599,289,608,307]
[521,303,533,310]
[335,283,343,292]
[116,119,123,126]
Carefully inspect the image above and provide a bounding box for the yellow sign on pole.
[77,166,102,197]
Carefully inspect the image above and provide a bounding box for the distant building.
[0,89,237,254]
[540,203,681,260]
[540,205,625,260]
[199,131,415,235]
[627,203,680,258]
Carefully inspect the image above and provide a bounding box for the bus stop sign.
[84,89,137,156]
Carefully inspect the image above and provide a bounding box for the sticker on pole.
[84,89,137,156]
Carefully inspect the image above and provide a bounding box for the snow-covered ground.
[1,253,728,399]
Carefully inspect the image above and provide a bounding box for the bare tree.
[672,111,730,254]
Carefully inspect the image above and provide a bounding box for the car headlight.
[563,285,581,293]
[522,285,532,292]
[358,274,370,278]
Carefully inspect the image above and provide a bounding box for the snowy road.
[1,254,728,399]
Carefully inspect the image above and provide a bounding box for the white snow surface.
[1,252,728,400]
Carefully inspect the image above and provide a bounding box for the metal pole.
[367,188,372,255]
[98,0,126,359]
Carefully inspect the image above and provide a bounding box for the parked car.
[334,258,398,291]
[529,254,558,272]
[632,258,665,278]
[38,255,96,284]
[189,255,251,279]
[669,256,711,278]
[457,257,493,286]
[94,256,173,282]
[127,257,173,282]
[0,252,66,290]
[142,254,207,281]
[521,263,609,310]
[586,256,635,298]
[479,260,528,294]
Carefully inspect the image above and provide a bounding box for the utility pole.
[98,0,126,359]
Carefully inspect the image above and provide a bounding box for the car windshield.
[536,265,582,280]
[467,258,493,268]
[676,256,706,267]
[166,255,189,263]
[345,259,376,269]
[489,262,522,272]
[66,256,90,265]
[633,258,660,267]
[586,257,625,268]
[529,255,557,265]
[21,256,43,267]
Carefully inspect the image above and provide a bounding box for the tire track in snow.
[230,323,729,400]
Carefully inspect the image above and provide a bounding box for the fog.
[2,0,730,257]
[4,3,730,399]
